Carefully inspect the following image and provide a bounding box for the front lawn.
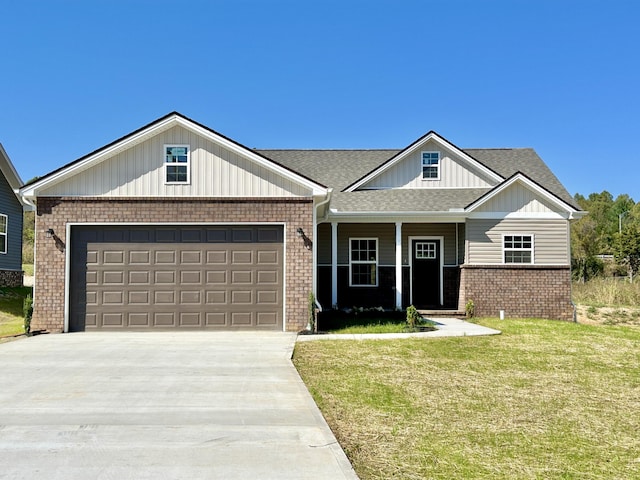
[0,286,32,337]
[293,318,640,479]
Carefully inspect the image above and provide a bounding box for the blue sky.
[1,0,638,200]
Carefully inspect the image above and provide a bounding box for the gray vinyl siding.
[40,126,311,198]
[402,223,459,265]
[336,224,396,265]
[466,219,570,265]
[0,172,22,270]
[317,223,331,265]
[317,222,462,266]
[363,141,494,189]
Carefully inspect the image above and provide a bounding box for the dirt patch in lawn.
[575,304,640,326]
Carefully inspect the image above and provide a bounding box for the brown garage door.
[69,225,283,331]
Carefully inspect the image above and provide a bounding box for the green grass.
[318,311,436,334]
[293,318,640,479]
[22,263,34,276]
[0,286,32,337]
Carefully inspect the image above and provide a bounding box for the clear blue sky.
[1,0,638,200]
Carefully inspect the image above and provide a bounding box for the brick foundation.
[34,197,313,333]
[0,270,23,287]
[460,264,574,321]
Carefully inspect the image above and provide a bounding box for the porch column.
[331,221,338,308]
[395,221,402,310]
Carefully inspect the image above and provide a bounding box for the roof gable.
[344,131,503,192]
[20,113,327,199]
[465,172,581,217]
[0,143,27,207]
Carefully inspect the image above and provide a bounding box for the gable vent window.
[165,145,190,184]
[503,234,533,264]
[421,151,440,180]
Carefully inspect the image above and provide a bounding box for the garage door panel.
[180,271,201,284]
[129,271,150,284]
[206,271,227,284]
[257,312,278,326]
[154,312,176,327]
[155,271,176,284]
[231,312,252,325]
[70,226,283,331]
[155,251,176,264]
[103,313,124,327]
[206,290,227,304]
[129,312,150,327]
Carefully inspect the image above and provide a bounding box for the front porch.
[315,221,466,311]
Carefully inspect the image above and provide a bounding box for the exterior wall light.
[46,228,55,238]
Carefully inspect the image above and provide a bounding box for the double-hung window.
[165,145,190,184]
[0,214,6,254]
[503,234,533,264]
[421,151,440,180]
[349,238,378,286]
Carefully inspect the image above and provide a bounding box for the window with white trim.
[0,214,7,254]
[349,238,378,286]
[165,145,190,183]
[503,234,533,264]
[421,151,440,180]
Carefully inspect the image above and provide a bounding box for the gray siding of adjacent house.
[466,218,570,265]
[0,171,22,270]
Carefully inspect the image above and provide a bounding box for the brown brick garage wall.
[460,264,574,321]
[33,197,313,333]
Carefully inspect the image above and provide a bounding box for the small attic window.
[421,151,440,180]
[165,145,190,184]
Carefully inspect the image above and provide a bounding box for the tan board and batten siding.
[363,142,494,189]
[472,182,559,213]
[466,219,570,265]
[39,126,311,197]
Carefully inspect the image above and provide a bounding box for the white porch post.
[331,221,338,308]
[395,221,402,310]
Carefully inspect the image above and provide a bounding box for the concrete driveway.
[0,332,357,480]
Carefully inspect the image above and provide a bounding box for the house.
[19,112,583,333]
[0,143,27,286]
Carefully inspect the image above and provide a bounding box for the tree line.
[572,191,640,282]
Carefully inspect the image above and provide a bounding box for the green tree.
[612,226,640,282]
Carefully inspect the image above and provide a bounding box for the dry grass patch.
[293,319,640,479]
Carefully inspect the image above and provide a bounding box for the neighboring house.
[19,112,583,333]
[0,143,26,287]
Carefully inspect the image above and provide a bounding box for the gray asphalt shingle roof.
[256,147,579,213]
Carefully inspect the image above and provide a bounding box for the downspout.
[313,189,333,314]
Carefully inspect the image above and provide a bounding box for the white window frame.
[0,214,6,254]
[503,234,534,264]
[349,237,378,287]
[164,144,190,184]
[421,151,440,180]
[415,241,437,259]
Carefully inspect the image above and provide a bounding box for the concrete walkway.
[0,332,358,480]
[296,317,501,342]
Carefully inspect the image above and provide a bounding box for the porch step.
[418,310,466,319]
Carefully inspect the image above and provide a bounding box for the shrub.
[23,293,33,335]
[406,305,421,329]
[465,299,475,318]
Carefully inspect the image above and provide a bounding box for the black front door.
[411,239,441,308]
